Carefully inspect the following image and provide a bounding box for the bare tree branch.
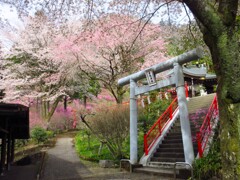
[130,0,175,49]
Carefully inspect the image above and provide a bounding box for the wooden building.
[0,103,29,175]
[167,65,217,97]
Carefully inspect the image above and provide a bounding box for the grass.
[75,131,114,162]
[75,130,145,162]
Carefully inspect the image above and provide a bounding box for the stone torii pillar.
[174,63,194,165]
[130,79,138,164]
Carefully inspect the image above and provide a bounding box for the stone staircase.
[134,93,216,178]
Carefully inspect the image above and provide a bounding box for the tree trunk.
[203,30,240,179]
[46,98,61,123]
[182,0,240,178]
[64,95,67,111]
[43,97,62,130]
[83,96,87,108]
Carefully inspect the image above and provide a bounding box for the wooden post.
[7,128,12,170]
[0,120,8,175]
[10,139,15,164]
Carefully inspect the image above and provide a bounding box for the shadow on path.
[42,136,174,180]
[42,137,92,180]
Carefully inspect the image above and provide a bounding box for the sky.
[0,2,24,53]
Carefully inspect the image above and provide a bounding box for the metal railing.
[196,95,218,158]
[144,97,178,155]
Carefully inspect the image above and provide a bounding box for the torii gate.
[118,48,203,165]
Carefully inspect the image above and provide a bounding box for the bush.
[46,130,55,138]
[139,96,171,130]
[75,104,131,161]
[31,127,48,144]
[193,125,221,179]
[89,104,130,159]
[75,130,114,161]
[15,139,29,148]
[122,131,144,160]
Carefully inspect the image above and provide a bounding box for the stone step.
[159,143,183,148]
[187,94,215,113]
[133,166,175,178]
[165,136,183,140]
[162,139,183,144]
[137,164,192,179]
[158,146,198,153]
[174,121,204,126]
[169,129,198,134]
[153,152,184,158]
[156,148,184,153]
[166,132,182,136]
[147,162,174,168]
[151,157,185,162]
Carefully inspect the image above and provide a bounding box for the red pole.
[197,132,203,158]
[207,116,211,132]
[159,120,162,134]
[169,105,173,119]
[185,82,189,98]
[144,134,148,155]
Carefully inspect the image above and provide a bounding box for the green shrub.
[193,125,221,179]
[139,95,171,130]
[15,139,29,148]
[122,131,144,160]
[88,104,130,159]
[75,130,113,161]
[31,127,48,144]
[46,130,55,138]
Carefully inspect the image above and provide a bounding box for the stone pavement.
[1,135,176,180]
[42,137,174,180]
[0,165,37,180]
[42,137,91,180]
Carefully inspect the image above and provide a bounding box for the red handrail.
[185,82,189,98]
[144,97,178,155]
[197,95,218,158]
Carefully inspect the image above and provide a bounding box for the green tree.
[166,24,214,72]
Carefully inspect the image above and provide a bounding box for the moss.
[220,101,240,179]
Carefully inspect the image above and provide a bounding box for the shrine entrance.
[118,48,203,165]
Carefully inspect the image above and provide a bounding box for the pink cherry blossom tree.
[53,14,168,103]
[0,12,98,127]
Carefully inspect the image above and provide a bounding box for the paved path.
[1,133,175,180]
[42,137,91,180]
[42,137,174,180]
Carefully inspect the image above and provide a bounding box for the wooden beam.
[10,139,15,163]
[0,127,8,134]
[0,136,7,175]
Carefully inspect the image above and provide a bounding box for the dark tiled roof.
[167,66,216,80]
[0,103,29,139]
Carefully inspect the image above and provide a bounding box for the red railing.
[197,95,218,158]
[144,97,178,155]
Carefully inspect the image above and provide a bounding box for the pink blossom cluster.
[189,108,209,142]
[97,94,115,101]
[29,108,47,129]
